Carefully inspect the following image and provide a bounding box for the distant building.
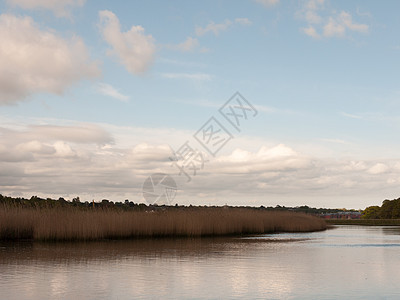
[320,211,361,219]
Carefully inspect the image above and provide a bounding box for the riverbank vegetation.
[362,198,400,219]
[0,195,326,241]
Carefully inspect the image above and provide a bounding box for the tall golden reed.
[0,205,326,241]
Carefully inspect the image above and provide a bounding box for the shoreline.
[325,219,400,226]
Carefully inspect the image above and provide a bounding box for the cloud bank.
[1,119,399,208]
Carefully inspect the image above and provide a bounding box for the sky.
[0,0,400,209]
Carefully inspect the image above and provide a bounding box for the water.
[1,226,400,299]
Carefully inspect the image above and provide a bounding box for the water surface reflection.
[1,226,400,299]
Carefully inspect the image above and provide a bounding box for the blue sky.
[0,0,400,209]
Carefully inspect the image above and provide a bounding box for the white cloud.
[27,124,113,144]
[199,47,211,53]
[166,19,250,53]
[98,10,155,74]
[259,144,297,158]
[161,73,212,81]
[194,18,252,37]
[209,144,311,175]
[253,105,276,113]
[301,25,320,38]
[176,36,199,51]
[129,143,171,162]
[6,0,85,18]
[356,7,372,18]
[235,18,252,26]
[323,16,346,37]
[95,83,129,102]
[255,0,280,7]
[304,0,324,11]
[195,20,233,36]
[341,112,363,119]
[16,140,55,155]
[0,122,112,166]
[338,11,368,33]
[367,163,389,175]
[0,14,100,105]
[342,161,367,171]
[54,141,76,158]
[304,10,323,24]
[167,36,199,52]
[298,0,369,39]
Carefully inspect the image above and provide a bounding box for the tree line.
[362,198,400,219]
[0,194,357,214]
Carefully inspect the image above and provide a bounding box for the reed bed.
[0,205,326,241]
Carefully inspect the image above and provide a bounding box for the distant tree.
[362,206,381,219]
[380,200,395,219]
[392,199,400,219]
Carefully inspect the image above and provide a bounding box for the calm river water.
[1,225,400,299]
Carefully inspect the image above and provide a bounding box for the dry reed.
[0,205,326,241]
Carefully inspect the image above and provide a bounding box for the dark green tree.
[362,206,381,219]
